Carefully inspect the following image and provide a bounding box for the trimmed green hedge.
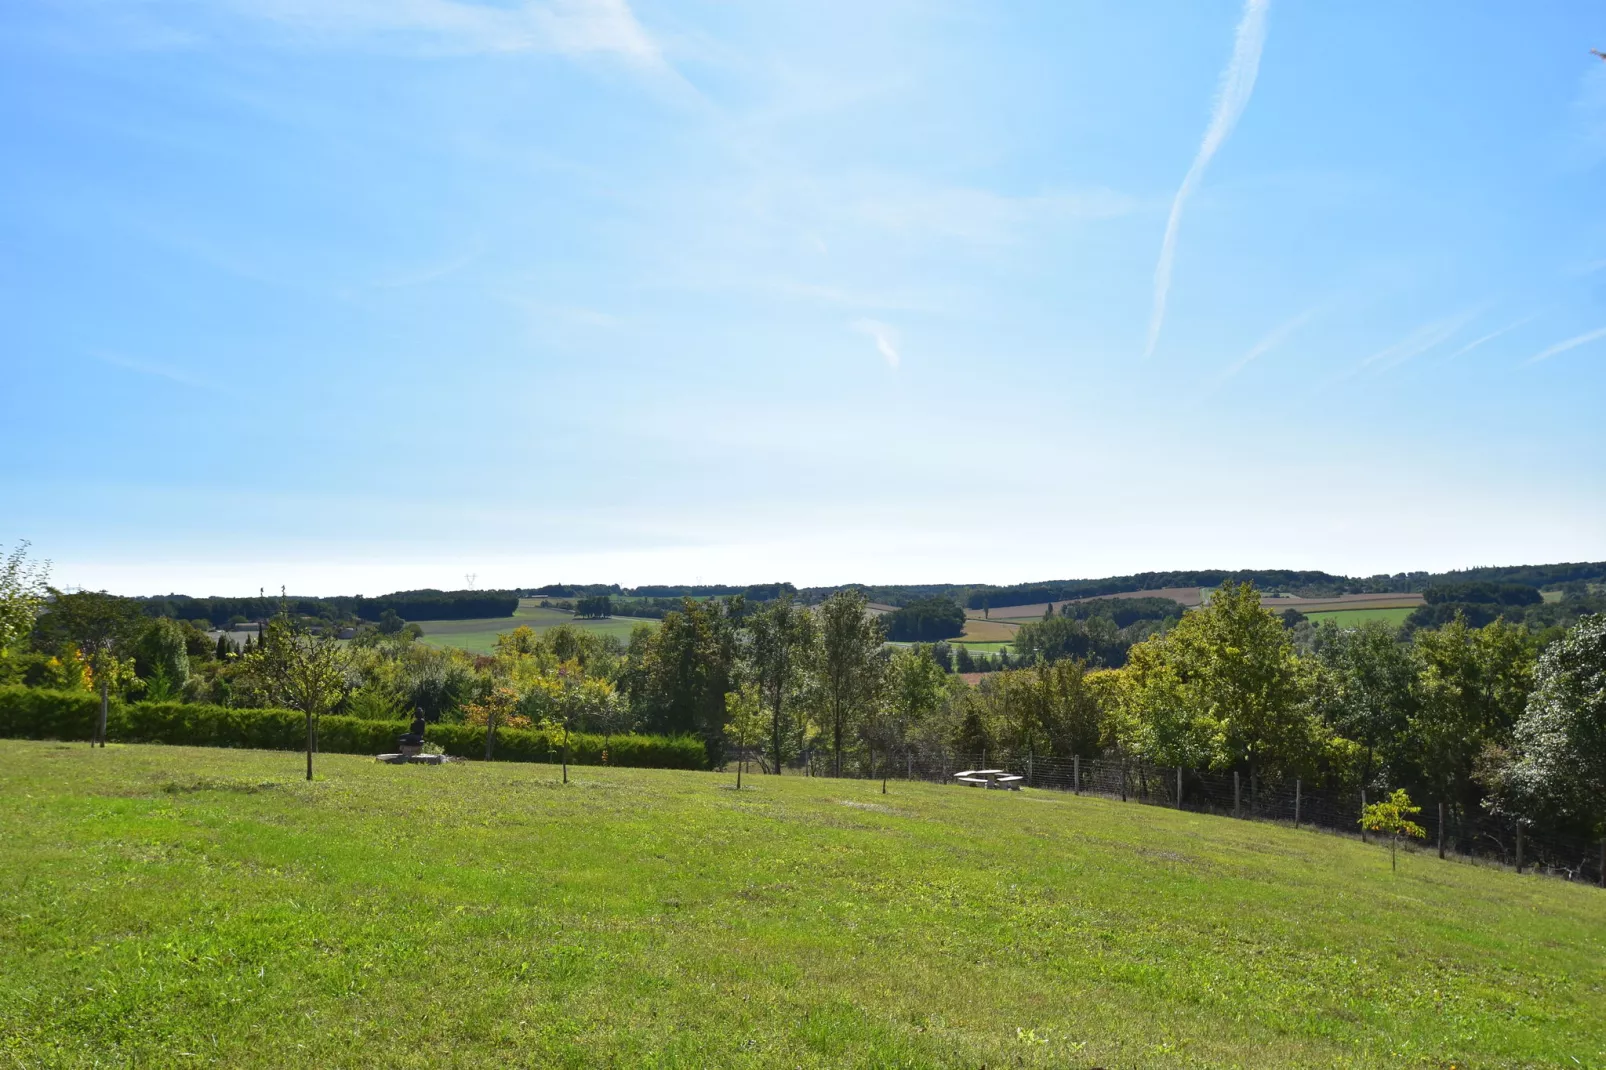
[0,687,707,770]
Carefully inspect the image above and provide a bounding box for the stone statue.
[397,709,428,754]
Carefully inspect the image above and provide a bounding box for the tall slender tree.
[814,589,885,776]
[745,595,815,774]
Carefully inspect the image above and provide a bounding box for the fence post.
[1360,789,1368,843]
[1294,778,1301,829]
[907,752,913,782]
[1438,802,1446,860]
[1073,756,1080,795]
[1515,823,1524,874]
[1233,771,1241,819]
[1027,752,1033,787]
[1176,767,1183,810]
[1600,838,1605,889]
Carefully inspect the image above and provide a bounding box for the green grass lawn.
[3,743,1602,1068]
[417,600,655,653]
[1301,606,1416,629]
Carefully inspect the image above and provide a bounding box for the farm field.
[1259,593,1423,613]
[985,589,1424,621]
[955,617,1020,643]
[3,742,1602,1069]
[987,587,1207,619]
[1301,606,1417,628]
[416,599,653,653]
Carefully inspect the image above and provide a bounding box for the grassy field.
[417,599,654,654]
[3,742,1602,1068]
[949,641,1012,653]
[1301,606,1416,628]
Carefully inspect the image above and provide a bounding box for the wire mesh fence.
[735,746,1606,888]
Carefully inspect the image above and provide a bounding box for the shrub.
[0,687,708,770]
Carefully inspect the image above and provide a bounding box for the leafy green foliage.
[1121,583,1321,775]
[0,687,707,768]
[0,541,48,656]
[627,597,740,762]
[132,589,518,628]
[814,589,886,776]
[1012,614,1128,667]
[743,596,814,773]
[1424,582,1543,607]
[1408,614,1534,810]
[1359,788,1427,871]
[1495,615,1606,833]
[574,595,613,618]
[882,597,965,642]
[1310,620,1418,786]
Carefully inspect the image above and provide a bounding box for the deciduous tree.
[1494,615,1606,836]
[744,596,814,774]
[0,542,48,656]
[40,589,143,747]
[814,589,885,776]
[244,615,353,780]
[1359,788,1426,872]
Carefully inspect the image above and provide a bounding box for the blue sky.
[3,0,1604,596]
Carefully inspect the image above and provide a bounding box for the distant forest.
[134,590,519,627]
[127,563,1606,633]
[798,561,1606,612]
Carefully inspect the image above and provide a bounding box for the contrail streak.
[1143,0,1270,360]
[1440,314,1534,362]
[1522,326,1606,365]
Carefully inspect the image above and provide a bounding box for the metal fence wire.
[734,747,1606,888]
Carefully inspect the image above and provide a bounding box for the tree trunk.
[96,680,109,748]
[485,714,497,761]
[305,710,314,781]
[832,704,842,778]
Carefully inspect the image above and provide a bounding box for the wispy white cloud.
[1522,326,1606,366]
[1439,314,1535,362]
[850,185,1140,246]
[91,349,230,394]
[1354,313,1473,373]
[852,319,900,369]
[1308,312,1473,396]
[215,0,666,67]
[1220,305,1321,380]
[1572,60,1606,163]
[1143,0,1270,360]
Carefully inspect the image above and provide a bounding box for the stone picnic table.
[953,769,1024,790]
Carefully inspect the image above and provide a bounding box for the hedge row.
[0,687,708,770]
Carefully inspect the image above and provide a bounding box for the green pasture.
[950,640,1012,653]
[1301,606,1415,629]
[3,742,1601,1069]
[417,599,654,653]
